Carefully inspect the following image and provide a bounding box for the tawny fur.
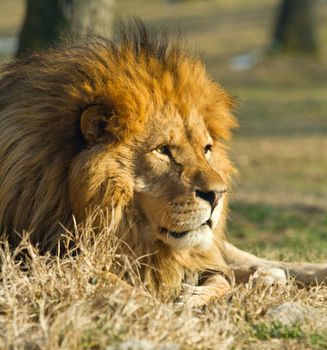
[1,22,326,304]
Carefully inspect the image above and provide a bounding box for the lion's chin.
[159,223,214,251]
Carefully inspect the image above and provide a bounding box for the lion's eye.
[153,145,171,158]
[204,144,212,156]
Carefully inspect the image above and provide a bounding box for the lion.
[0,21,326,306]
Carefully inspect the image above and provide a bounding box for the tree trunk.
[65,0,114,38]
[271,0,317,56]
[17,0,115,57]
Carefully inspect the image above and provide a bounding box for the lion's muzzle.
[157,192,226,250]
[159,199,211,233]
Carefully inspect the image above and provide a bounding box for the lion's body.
[0,23,326,305]
[0,25,235,301]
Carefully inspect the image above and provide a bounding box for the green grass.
[252,321,303,341]
[310,333,327,350]
[229,202,327,260]
[251,322,327,350]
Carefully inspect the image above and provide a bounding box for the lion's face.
[131,105,227,251]
[56,42,237,258]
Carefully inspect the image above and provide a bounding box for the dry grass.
[0,223,326,350]
[0,221,235,350]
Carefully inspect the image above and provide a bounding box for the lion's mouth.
[159,220,212,239]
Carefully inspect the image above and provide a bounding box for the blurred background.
[0,0,326,259]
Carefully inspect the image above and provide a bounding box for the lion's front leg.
[177,274,231,307]
[224,241,327,285]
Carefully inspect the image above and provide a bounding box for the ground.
[0,0,326,349]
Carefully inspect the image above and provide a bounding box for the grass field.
[0,0,326,349]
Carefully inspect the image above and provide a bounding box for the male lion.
[0,22,326,306]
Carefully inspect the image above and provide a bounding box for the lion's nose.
[195,188,226,209]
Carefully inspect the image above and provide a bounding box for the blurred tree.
[17,0,115,56]
[271,0,317,56]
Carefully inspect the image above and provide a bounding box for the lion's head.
[0,22,236,299]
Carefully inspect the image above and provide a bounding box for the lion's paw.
[252,267,287,286]
[176,281,230,308]
[176,283,212,307]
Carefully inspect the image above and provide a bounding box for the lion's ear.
[80,105,114,146]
